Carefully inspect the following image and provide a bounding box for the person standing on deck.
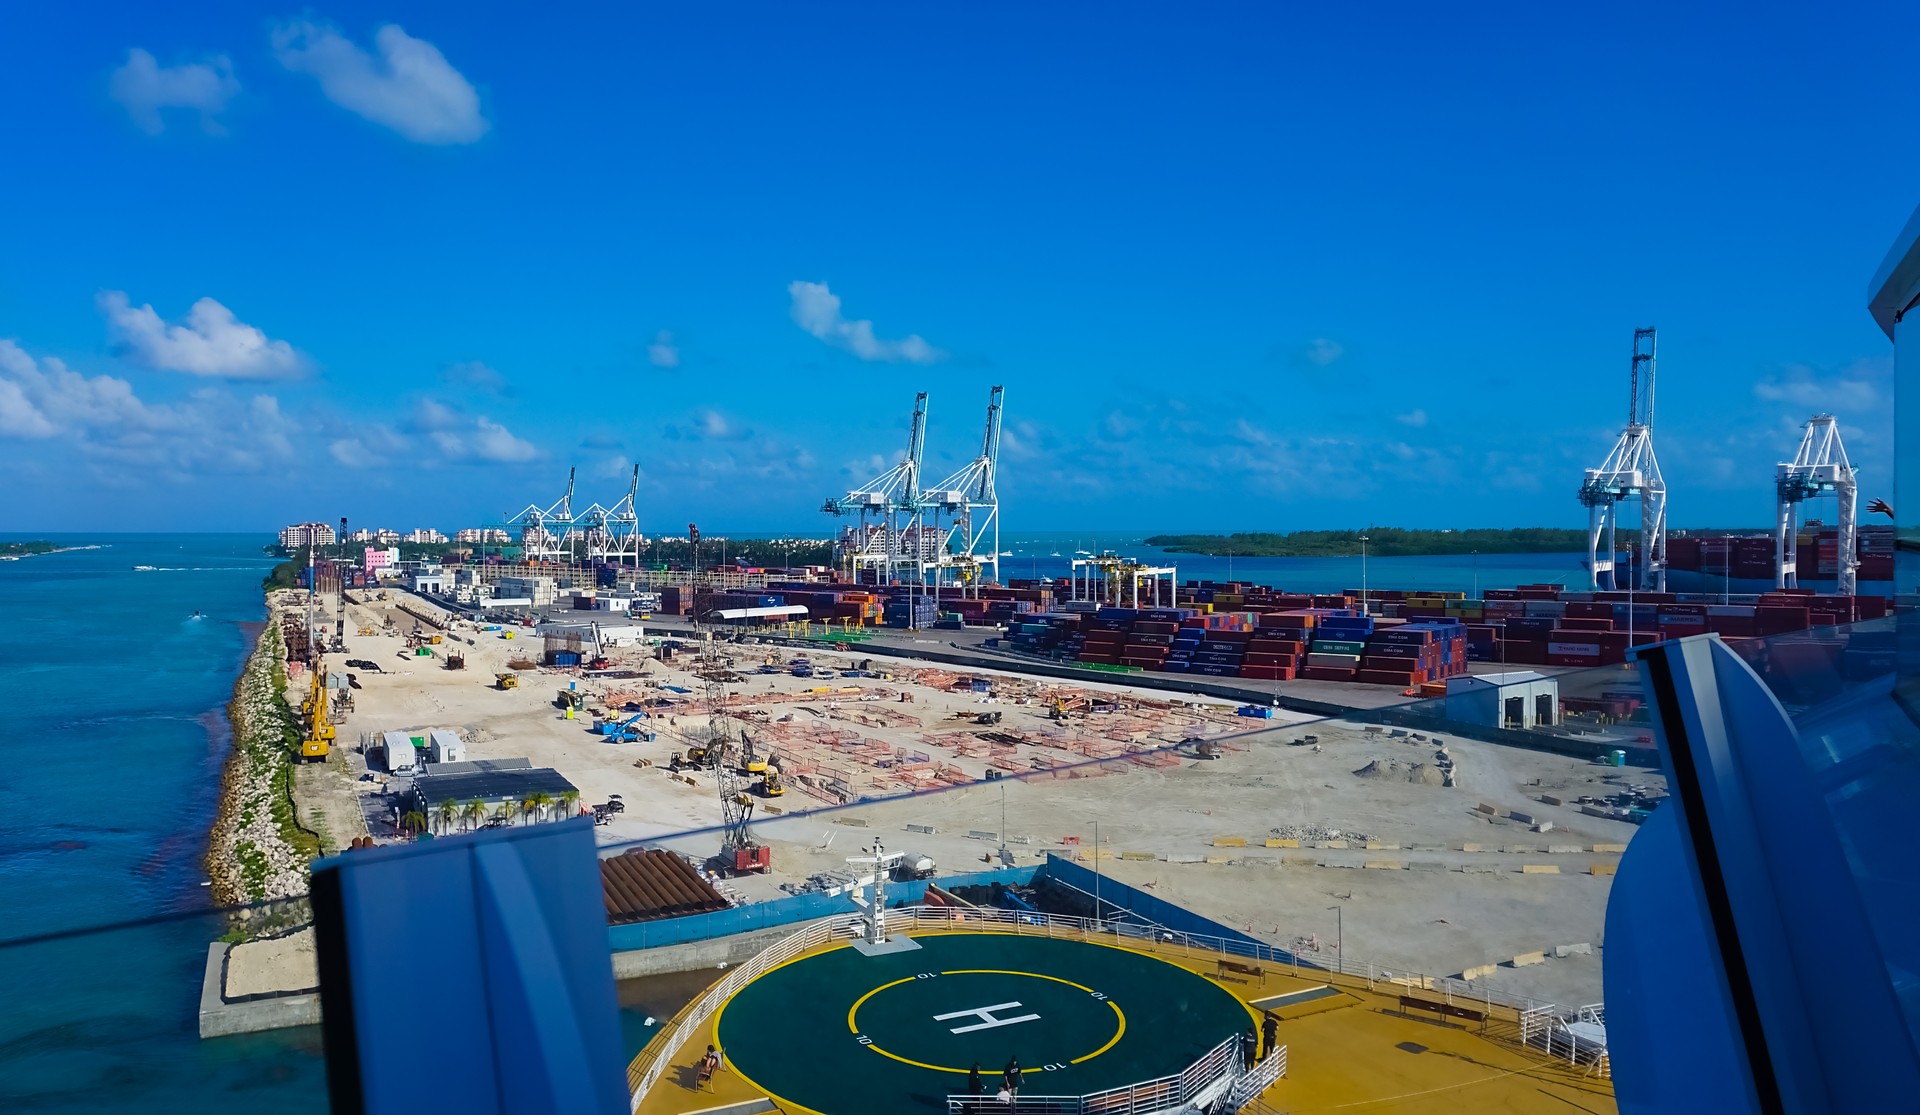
[1003,1055,1022,1096]
[1261,1011,1279,1062]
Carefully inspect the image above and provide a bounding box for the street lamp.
[1327,904,1344,973]
[1471,549,1479,601]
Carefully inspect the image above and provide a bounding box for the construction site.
[269,576,1652,1014]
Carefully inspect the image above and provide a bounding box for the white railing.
[945,1033,1261,1115]
[626,912,867,1107]
[1227,1043,1287,1109]
[1520,1002,1610,1078]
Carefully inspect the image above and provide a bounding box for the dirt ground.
[310,590,1660,1010]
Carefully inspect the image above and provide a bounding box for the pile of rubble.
[1267,823,1377,843]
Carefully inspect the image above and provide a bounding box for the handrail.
[944,1034,1254,1114]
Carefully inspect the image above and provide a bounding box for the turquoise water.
[0,533,327,1114]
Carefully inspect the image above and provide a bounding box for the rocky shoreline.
[206,603,315,907]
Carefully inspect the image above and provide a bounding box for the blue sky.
[1,2,1916,534]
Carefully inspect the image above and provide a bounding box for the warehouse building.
[1443,671,1560,731]
[409,764,580,826]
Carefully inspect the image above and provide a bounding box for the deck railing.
[943,1032,1272,1115]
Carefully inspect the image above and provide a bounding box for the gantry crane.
[579,463,642,567]
[1579,328,1668,591]
[507,467,577,562]
[1775,414,1858,595]
[822,392,929,582]
[922,386,1005,594]
[1070,551,1179,607]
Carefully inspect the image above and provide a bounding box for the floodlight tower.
[822,393,927,582]
[1578,328,1668,591]
[1775,414,1858,595]
[925,386,1005,594]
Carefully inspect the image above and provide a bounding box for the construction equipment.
[496,673,520,690]
[756,767,786,797]
[739,732,768,775]
[702,638,769,874]
[555,688,585,712]
[298,661,335,762]
[445,653,466,671]
[599,712,655,744]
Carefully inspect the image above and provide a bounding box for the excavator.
[496,673,519,690]
[738,733,768,776]
[756,766,786,798]
[299,661,335,762]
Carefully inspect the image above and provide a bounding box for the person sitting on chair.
[697,1044,721,1088]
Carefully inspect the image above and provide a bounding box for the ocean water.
[0,534,327,1114]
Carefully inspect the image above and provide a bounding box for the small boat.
[1048,551,1062,557]
[133,564,157,571]
[191,611,204,620]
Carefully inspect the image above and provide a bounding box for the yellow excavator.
[739,734,768,776]
[757,767,785,798]
[299,661,335,762]
[496,673,520,690]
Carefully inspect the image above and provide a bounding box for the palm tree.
[435,799,458,835]
[463,798,487,832]
[520,797,539,826]
[400,810,428,838]
[491,803,512,827]
[558,789,581,819]
[528,791,554,824]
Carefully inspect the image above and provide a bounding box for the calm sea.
[0,533,328,1114]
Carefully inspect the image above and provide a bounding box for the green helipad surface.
[714,932,1252,1115]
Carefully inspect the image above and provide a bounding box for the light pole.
[1359,534,1370,615]
[1471,549,1479,600]
[1327,904,1343,972]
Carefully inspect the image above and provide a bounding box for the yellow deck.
[633,927,1615,1115]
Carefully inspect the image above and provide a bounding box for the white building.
[279,522,337,549]
[381,731,419,774]
[455,527,512,544]
[427,729,465,763]
[1443,671,1560,731]
[364,546,401,576]
[496,575,558,606]
[406,528,448,544]
[411,564,446,594]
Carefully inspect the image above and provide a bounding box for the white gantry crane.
[507,467,577,562]
[1579,328,1668,592]
[1775,414,1857,595]
[823,392,929,582]
[921,385,1005,593]
[578,464,643,566]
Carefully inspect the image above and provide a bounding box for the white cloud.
[100,291,305,380]
[699,410,733,438]
[444,360,506,391]
[403,395,537,461]
[272,20,487,144]
[1753,371,1881,413]
[0,339,297,473]
[1396,409,1429,428]
[647,331,680,369]
[1304,338,1344,366]
[787,281,944,364]
[109,48,240,136]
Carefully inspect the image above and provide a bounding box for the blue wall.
[606,864,1039,952]
[1041,854,1298,962]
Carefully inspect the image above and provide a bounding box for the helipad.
[712,932,1252,1115]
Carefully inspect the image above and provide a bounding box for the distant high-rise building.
[455,527,512,544]
[406,528,448,544]
[345,528,376,543]
[374,529,402,545]
[279,521,337,549]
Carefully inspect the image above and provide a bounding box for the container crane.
[1775,414,1858,595]
[822,392,928,582]
[1579,328,1668,592]
[579,464,642,567]
[507,467,577,563]
[923,385,1005,594]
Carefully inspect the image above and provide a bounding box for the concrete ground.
[304,590,1661,1011]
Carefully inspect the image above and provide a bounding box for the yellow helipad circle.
[845,968,1127,1075]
